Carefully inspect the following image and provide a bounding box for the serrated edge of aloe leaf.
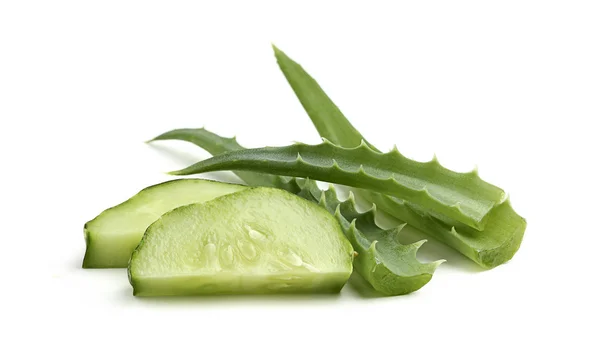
[344,217,444,296]
[169,138,504,230]
[150,128,442,295]
[308,181,444,295]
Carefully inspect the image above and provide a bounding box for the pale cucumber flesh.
[128,187,354,296]
[83,179,246,268]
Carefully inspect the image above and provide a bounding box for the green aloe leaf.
[169,139,504,231]
[272,45,377,150]
[365,191,525,267]
[272,45,526,268]
[314,182,443,296]
[150,128,442,295]
[151,129,291,190]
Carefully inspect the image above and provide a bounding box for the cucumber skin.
[82,226,102,268]
[128,188,355,296]
[129,274,349,297]
[82,179,246,268]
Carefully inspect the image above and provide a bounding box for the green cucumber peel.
[151,128,442,295]
[272,45,527,268]
[169,139,504,231]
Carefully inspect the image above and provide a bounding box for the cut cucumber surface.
[128,187,355,296]
[83,179,246,268]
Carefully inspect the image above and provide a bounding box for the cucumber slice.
[128,187,354,296]
[83,179,246,268]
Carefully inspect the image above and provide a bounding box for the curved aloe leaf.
[365,192,525,267]
[151,128,442,295]
[303,180,443,295]
[169,140,505,230]
[151,129,293,190]
[272,45,527,268]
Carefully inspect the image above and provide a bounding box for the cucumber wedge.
[128,188,354,296]
[83,179,246,268]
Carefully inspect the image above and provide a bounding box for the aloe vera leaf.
[151,128,442,295]
[365,191,525,267]
[296,178,443,295]
[272,45,527,268]
[169,139,505,230]
[151,128,297,191]
[272,45,377,150]
[273,45,508,231]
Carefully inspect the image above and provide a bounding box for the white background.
[1,1,598,361]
